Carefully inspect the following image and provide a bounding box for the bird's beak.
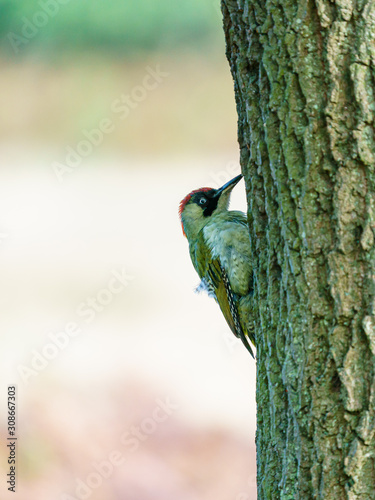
[215,174,243,198]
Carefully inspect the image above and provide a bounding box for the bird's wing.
[192,232,254,357]
[206,259,239,337]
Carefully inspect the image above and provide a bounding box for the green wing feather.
[206,259,239,338]
[190,230,254,357]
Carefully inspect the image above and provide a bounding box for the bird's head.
[179,174,243,239]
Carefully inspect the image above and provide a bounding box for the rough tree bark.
[221,0,375,498]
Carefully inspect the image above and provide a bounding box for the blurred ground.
[0,3,257,498]
[1,154,257,500]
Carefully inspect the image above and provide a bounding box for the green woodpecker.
[179,174,255,357]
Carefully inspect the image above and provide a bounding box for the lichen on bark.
[221,0,375,498]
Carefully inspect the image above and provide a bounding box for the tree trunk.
[221,0,375,498]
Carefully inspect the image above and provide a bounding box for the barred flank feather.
[195,278,216,299]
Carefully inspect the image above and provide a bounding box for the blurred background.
[0,1,257,499]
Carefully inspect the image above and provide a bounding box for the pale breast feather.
[203,213,252,296]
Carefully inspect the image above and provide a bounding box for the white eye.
[199,197,207,205]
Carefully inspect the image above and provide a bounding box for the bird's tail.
[239,295,256,357]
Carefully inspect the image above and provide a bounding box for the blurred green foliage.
[0,0,222,56]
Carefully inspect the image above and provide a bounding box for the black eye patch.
[192,190,218,217]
